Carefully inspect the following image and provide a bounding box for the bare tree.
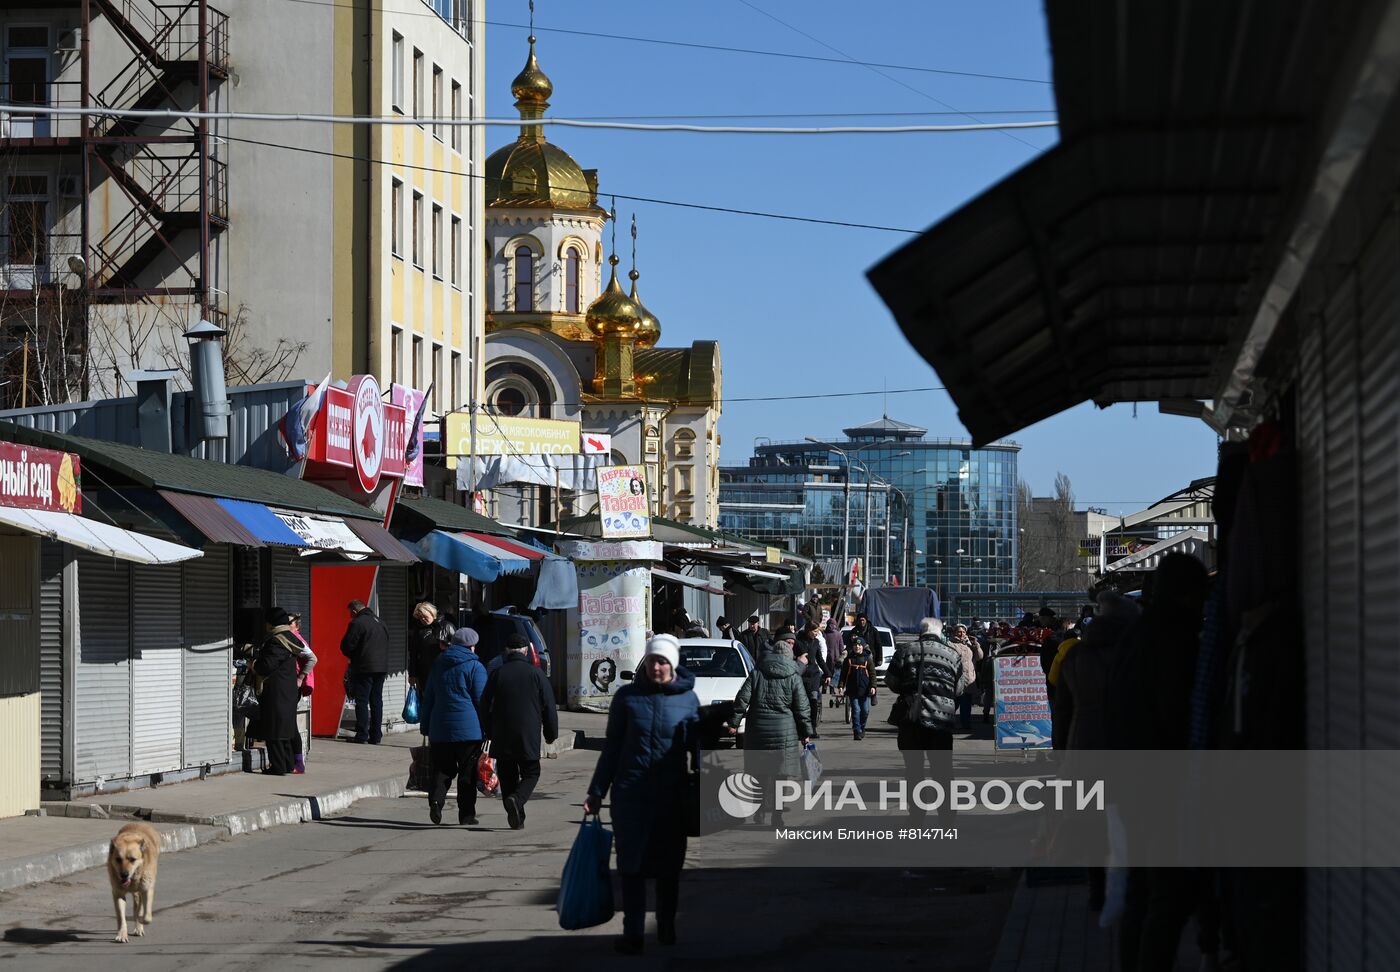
[1017,472,1084,592]
[156,303,308,387]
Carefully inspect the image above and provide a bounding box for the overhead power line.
[3,103,1057,135]
[215,132,925,234]
[271,0,1053,86]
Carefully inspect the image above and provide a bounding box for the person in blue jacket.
[420,627,488,826]
[584,634,700,956]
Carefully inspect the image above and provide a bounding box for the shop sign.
[307,376,407,492]
[557,539,663,562]
[598,464,650,539]
[993,654,1052,751]
[272,510,373,555]
[766,546,782,564]
[444,414,580,468]
[0,441,81,514]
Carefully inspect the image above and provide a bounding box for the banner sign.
[391,384,427,487]
[444,414,580,468]
[0,442,81,514]
[993,653,1053,751]
[557,539,663,562]
[272,510,373,555]
[568,561,651,712]
[306,376,407,492]
[598,464,650,539]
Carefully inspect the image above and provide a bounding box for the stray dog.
[107,822,160,943]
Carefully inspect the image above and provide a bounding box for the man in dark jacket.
[839,638,877,740]
[420,628,487,825]
[886,617,968,821]
[340,599,391,744]
[845,614,883,667]
[738,615,769,657]
[481,634,559,829]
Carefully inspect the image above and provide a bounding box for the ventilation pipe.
[186,319,230,442]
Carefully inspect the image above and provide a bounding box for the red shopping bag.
[477,741,500,796]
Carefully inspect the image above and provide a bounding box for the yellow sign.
[766,546,782,564]
[445,414,580,468]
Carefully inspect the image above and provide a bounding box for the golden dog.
[107,822,160,943]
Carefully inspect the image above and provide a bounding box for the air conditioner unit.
[57,175,81,198]
[56,27,81,52]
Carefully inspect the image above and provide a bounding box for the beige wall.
[0,692,41,818]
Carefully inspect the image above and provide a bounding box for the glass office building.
[719,416,1020,615]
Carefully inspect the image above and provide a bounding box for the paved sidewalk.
[0,711,594,893]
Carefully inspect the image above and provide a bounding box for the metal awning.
[345,519,420,564]
[651,567,727,596]
[865,0,1394,445]
[1104,529,1210,574]
[725,565,788,581]
[0,506,202,564]
[463,531,545,561]
[402,529,533,583]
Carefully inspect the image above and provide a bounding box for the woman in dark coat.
[585,634,699,956]
[255,607,302,776]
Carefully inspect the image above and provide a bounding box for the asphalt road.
[0,726,1015,971]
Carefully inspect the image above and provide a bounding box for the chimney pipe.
[186,318,230,442]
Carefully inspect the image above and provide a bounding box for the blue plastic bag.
[557,813,615,930]
[402,686,420,724]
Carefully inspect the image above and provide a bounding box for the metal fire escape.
[82,0,229,315]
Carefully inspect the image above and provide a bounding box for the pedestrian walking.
[839,637,877,739]
[947,623,980,731]
[726,637,812,825]
[845,613,883,666]
[285,613,316,774]
[885,618,967,823]
[823,618,844,676]
[419,627,488,826]
[792,642,826,737]
[585,635,700,955]
[340,599,391,744]
[409,601,455,692]
[255,608,303,776]
[481,634,559,830]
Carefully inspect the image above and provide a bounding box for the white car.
[841,625,896,682]
[626,638,755,746]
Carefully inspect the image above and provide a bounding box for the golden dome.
[484,139,595,209]
[629,271,661,349]
[587,257,644,338]
[511,37,553,106]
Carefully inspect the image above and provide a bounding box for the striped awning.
[403,529,533,583]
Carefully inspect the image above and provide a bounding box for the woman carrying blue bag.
[584,634,699,956]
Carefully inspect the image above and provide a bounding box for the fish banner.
[993,653,1052,750]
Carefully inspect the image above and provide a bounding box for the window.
[412,335,423,387]
[451,351,461,408]
[450,80,462,151]
[391,326,404,384]
[391,33,404,111]
[431,344,443,411]
[431,203,443,278]
[390,178,403,257]
[564,247,580,313]
[412,49,423,123]
[513,245,533,311]
[411,191,423,267]
[432,65,443,140]
[450,215,462,287]
[6,175,49,266]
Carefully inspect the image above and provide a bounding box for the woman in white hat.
[584,634,699,956]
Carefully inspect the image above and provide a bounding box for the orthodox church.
[482,34,722,528]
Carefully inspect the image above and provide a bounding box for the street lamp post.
[806,437,885,588]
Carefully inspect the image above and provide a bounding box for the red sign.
[0,441,81,513]
[306,378,406,493]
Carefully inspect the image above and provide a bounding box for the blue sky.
[485,1,1218,515]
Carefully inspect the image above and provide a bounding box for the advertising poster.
[993,653,1053,750]
[390,383,427,487]
[598,464,650,539]
[443,413,580,468]
[568,562,651,712]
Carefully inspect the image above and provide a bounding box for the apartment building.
[0,0,484,418]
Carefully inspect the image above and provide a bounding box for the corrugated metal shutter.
[376,566,409,730]
[271,550,310,640]
[132,564,183,775]
[183,546,231,767]
[38,542,64,782]
[74,552,131,783]
[1358,213,1400,970]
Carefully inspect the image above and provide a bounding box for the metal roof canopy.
[867,0,1400,445]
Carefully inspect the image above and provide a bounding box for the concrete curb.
[0,823,213,893]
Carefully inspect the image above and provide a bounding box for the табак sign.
[597,465,650,539]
